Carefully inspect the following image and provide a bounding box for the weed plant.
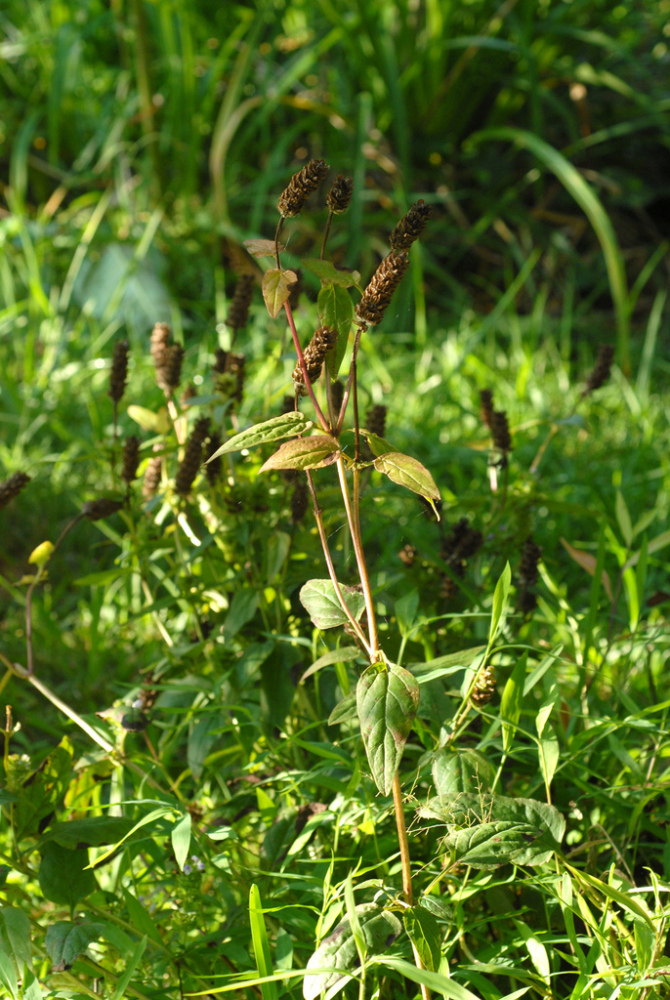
[0,154,669,1000]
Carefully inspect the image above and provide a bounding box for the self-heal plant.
[208,160,438,988]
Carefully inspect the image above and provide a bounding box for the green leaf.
[489,562,512,644]
[207,412,312,459]
[395,589,419,638]
[249,885,279,1000]
[370,955,485,1000]
[126,404,169,433]
[259,435,340,473]
[262,268,298,318]
[122,889,164,945]
[0,951,17,1000]
[328,690,357,726]
[500,653,527,752]
[357,662,420,796]
[40,816,134,849]
[615,490,633,547]
[317,282,355,379]
[409,646,486,682]
[361,430,395,457]
[171,813,192,871]
[403,907,442,972]
[301,646,361,681]
[304,259,360,287]
[0,908,31,973]
[538,730,560,791]
[373,451,441,502]
[431,749,495,797]
[303,904,402,1000]
[445,821,545,869]
[299,580,366,630]
[224,587,259,638]
[14,738,74,840]
[38,842,98,907]
[45,921,104,971]
[18,969,40,1000]
[109,935,147,1000]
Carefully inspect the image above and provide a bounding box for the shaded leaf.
[328,691,357,726]
[224,588,259,638]
[432,749,495,797]
[357,663,420,796]
[304,258,360,287]
[0,908,31,973]
[259,435,340,473]
[207,412,312,460]
[318,283,354,378]
[38,842,97,906]
[500,653,527,753]
[299,580,365,630]
[45,921,104,971]
[262,268,298,318]
[243,238,285,257]
[560,538,613,600]
[40,816,134,849]
[373,452,441,502]
[302,646,361,681]
[303,904,402,1000]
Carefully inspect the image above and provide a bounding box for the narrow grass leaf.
[249,885,279,1000]
[304,905,401,1000]
[489,563,511,643]
[109,935,147,1000]
[302,647,361,681]
[370,955,485,1000]
[500,653,527,753]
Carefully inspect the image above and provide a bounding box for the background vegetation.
[0,0,669,998]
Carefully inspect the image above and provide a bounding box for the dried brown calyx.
[356,252,410,327]
[142,455,163,499]
[175,418,210,497]
[226,274,255,332]
[204,432,223,486]
[0,472,31,511]
[326,175,353,215]
[292,327,338,395]
[479,389,494,429]
[82,498,124,521]
[389,200,432,252]
[277,159,330,218]
[108,340,129,404]
[121,436,141,485]
[491,410,512,453]
[582,345,615,398]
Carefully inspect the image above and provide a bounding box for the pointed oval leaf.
[207,412,312,460]
[303,904,402,1000]
[243,238,285,258]
[45,921,104,971]
[361,430,395,458]
[328,690,357,726]
[317,283,354,378]
[262,268,298,318]
[432,749,495,797]
[303,258,360,287]
[373,452,441,502]
[127,405,169,433]
[357,663,420,796]
[38,842,97,906]
[299,580,365,630]
[259,435,340,473]
[445,820,542,869]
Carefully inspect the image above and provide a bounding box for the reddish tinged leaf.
[373,452,441,501]
[560,538,613,600]
[259,435,340,472]
[262,268,298,318]
[243,238,286,258]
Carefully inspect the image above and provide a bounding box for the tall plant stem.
[335,457,378,656]
[283,301,329,432]
[392,772,430,999]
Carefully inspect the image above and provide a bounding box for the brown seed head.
[491,410,512,453]
[204,432,223,486]
[365,404,387,439]
[156,344,184,398]
[0,471,31,511]
[82,498,124,521]
[471,665,496,706]
[277,159,330,218]
[356,252,410,327]
[330,379,344,414]
[479,389,494,429]
[583,345,615,397]
[389,200,432,252]
[226,274,254,331]
[108,339,129,404]
[142,455,163,499]
[293,326,338,395]
[326,175,354,214]
[150,323,170,370]
[121,436,141,485]
[175,418,210,496]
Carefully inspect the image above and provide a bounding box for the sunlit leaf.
[373,452,441,502]
[303,258,360,287]
[357,662,420,795]
[259,435,339,472]
[262,268,298,318]
[299,580,365,630]
[207,412,312,460]
[243,238,285,257]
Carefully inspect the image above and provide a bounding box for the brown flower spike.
[108,340,129,404]
[582,345,615,398]
[389,200,432,252]
[356,252,410,327]
[0,472,31,511]
[326,175,354,215]
[277,159,330,218]
[293,327,338,395]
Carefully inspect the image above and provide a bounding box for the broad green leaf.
[318,283,354,379]
[304,258,360,287]
[259,435,339,473]
[38,842,97,906]
[299,580,365,630]
[357,662,420,796]
[500,653,527,753]
[361,430,395,457]
[127,404,169,433]
[0,951,17,999]
[395,589,419,638]
[302,646,361,681]
[328,691,357,726]
[45,921,104,971]
[224,588,259,638]
[40,816,134,849]
[18,969,40,1000]
[403,907,442,971]
[538,730,560,792]
[171,813,192,871]
[374,452,441,502]
[243,238,285,257]
[109,935,147,1000]
[303,904,402,1000]
[14,739,74,841]
[0,908,31,973]
[431,749,494,797]
[207,412,312,459]
[489,562,511,644]
[262,268,298,318]
[445,820,545,868]
[249,885,279,1000]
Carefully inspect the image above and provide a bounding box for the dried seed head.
[150,323,170,370]
[121,436,141,485]
[175,418,210,496]
[282,394,296,414]
[226,274,254,331]
[583,345,615,397]
[82,498,124,521]
[356,252,410,327]
[204,433,222,486]
[212,348,228,374]
[290,479,309,522]
[326,174,353,214]
[156,344,184,398]
[108,340,129,404]
[491,410,512,453]
[519,537,542,588]
[277,159,330,218]
[0,471,31,511]
[142,455,163,499]
[365,404,387,439]
[479,389,494,429]
[389,200,432,252]
[471,665,496,706]
[180,384,197,408]
[398,544,417,566]
[292,326,338,395]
